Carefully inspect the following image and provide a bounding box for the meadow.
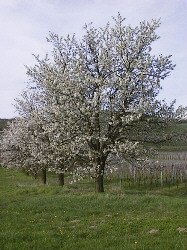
[0,167,187,250]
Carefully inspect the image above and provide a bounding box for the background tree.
[14,84,82,186]
[0,118,39,177]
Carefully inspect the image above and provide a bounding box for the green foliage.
[0,168,187,250]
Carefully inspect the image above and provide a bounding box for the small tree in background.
[0,119,39,177]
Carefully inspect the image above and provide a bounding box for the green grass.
[0,168,187,250]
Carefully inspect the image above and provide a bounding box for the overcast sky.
[0,0,186,118]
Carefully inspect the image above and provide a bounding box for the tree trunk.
[41,168,47,184]
[58,173,64,186]
[32,172,37,179]
[95,156,106,193]
[96,174,104,192]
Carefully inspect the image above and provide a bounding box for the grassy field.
[0,168,187,250]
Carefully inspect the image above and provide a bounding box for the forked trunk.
[58,173,65,186]
[41,168,47,184]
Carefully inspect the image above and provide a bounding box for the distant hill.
[157,122,187,152]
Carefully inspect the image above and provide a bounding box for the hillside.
[156,122,187,152]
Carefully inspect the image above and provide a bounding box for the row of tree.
[0,14,186,192]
